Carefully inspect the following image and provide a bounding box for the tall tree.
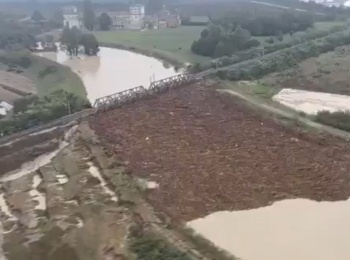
[232,25,251,50]
[51,10,64,27]
[83,0,96,31]
[98,12,112,31]
[60,26,81,56]
[31,10,45,22]
[80,33,99,55]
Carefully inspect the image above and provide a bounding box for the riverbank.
[95,26,210,66]
[99,42,184,68]
[0,51,87,100]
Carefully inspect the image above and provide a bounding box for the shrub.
[222,29,350,81]
[209,24,348,70]
[129,229,191,260]
[314,111,350,132]
[0,90,91,136]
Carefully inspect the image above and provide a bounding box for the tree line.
[191,10,315,58]
[191,24,261,58]
[208,24,347,70]
[217,29,350,81]
[60,26,99,56]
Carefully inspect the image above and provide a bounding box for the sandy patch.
[273,88,350,115]
[188,198,350,260]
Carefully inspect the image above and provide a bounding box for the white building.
[129,4,145,21]
[63,6,82,29]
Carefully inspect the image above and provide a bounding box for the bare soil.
[262,45,350,95]
[90,83,350,222]
[0,70,36,103]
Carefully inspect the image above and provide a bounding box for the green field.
[95,22,345,66]
[27,55,86,98]
[95,26,210,65]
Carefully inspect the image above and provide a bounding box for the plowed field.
[90,83,350,222]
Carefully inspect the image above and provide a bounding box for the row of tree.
[218,29,350,81]
[191,24,261,58]
[60,26,99,56]
[83,0,113,31]
[191,10,315,58]
[208,24,347,70]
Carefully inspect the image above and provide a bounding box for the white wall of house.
[129,4,145,21]
[63,14,82,29]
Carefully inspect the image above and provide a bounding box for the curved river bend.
[37,47,179,103]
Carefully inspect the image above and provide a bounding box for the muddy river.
[36,47,179,103]
[188,198,350,260]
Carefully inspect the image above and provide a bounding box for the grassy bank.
[0,51,87,99]
[26,55,86,98]
[95,26,210,65]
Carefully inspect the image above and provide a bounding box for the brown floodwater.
[36,47,178,103]
[188,198,350,260]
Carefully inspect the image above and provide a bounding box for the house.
[156,9,181,29]
[97,11,130,30]
[130,4,145,22]
[63,5,82,29]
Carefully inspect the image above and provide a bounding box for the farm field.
[90,82,350,223]
[94,26,210,65]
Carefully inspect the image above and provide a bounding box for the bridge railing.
[93,74,198,112]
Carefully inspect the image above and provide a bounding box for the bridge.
[93,74,198,111]
[0,73,200,144]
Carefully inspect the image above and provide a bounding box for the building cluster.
[63,4,181,31]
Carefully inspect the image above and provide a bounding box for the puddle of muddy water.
[0,141,68,183]
[187,198,350,260]
[273,88,350,115]
[24,233,44,247]
[0,193,17,221]
[76,217,84,228]
[87,162,118,202]
[56,174,68,185]
[29,175,46,211]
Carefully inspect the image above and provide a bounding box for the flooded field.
[273,88,350,115]
[36,47,178,103]
[0,125,133,259]
[188,198,350,260]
